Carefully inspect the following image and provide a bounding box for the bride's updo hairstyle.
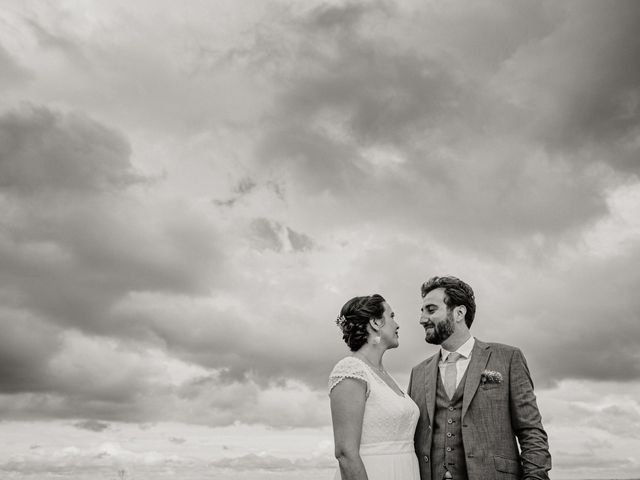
[336,294,386,352]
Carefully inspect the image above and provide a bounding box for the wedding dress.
[329,356,421,480]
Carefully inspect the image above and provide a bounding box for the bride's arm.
[330,378,368,480]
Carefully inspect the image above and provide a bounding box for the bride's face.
[378,302,400,349]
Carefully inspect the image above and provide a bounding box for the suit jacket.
[408,339,551,480]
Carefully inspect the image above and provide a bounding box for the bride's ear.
[369,318,381,331]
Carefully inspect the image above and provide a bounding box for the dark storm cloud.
[261,14,472,159]
[0,313,61,393]
[0,104,223,401]
[114,296,340,391]
[504,1,640,164]
[246,0,628,246]
[0,105,140,194]
[258,1,518,145]
[247,2,474,200]
[0,367,168,423]
[0,104,221,299]
[0,319,177,421]
[0,197,220,339]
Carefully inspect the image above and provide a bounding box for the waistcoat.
[431,368,469,480]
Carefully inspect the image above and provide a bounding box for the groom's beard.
[424,310,455,345]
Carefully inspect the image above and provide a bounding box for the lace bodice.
[329,356,420,446]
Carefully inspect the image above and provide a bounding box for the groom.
[408,276,551,480]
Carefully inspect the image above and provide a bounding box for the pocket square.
[481,370,503,385]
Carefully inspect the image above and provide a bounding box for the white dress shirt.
[438,336,475,390]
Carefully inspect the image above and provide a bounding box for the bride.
[329,294,420,480]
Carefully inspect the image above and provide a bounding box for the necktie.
[444,352,462,399]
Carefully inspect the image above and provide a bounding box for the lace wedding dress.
[329,356,421,480]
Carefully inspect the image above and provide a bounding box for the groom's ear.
[455,305,467,322]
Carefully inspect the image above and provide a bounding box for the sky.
[1,0,640,479]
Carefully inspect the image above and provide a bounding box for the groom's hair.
[421,276,476,328]
[336,294,386,351]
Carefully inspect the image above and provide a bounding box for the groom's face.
[420,288,455,345]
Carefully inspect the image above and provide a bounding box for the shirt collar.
[440,336,475,362]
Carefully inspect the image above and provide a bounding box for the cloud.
[74,420,110,432]
[0,7,639,471]
[0,1,276,136]
[211,452,333,471]
[0,441,191,476]
[478,233,640,385]
[250,218,314,252]
[579,404,640,439]
[497,1,640,164]
[105,255,349,389]
[0,309,62,393]
[553,451,639,473]
[214,177,258,207]
[0,330,173,421]
[0,105,139,195]
[173,375,330,427]
[211,453,300,471]
[0,320,332,427]
[0,105,224,340]
[0,44,30,88]
[25,18,91,68]
[236,0,628,251]
[0,427,335,480]
[539,380,640,478]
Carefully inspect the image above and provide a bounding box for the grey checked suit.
[408,339,551,480]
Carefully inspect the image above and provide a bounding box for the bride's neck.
[355,344,385,368]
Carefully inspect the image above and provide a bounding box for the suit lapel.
[424,354,439,427]
[462,339,491,420]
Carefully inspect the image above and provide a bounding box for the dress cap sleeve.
[328,356,370,397]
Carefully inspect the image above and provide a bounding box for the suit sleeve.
[407,367,414,397]
[408,366,424,456]
[509,348,552,480]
